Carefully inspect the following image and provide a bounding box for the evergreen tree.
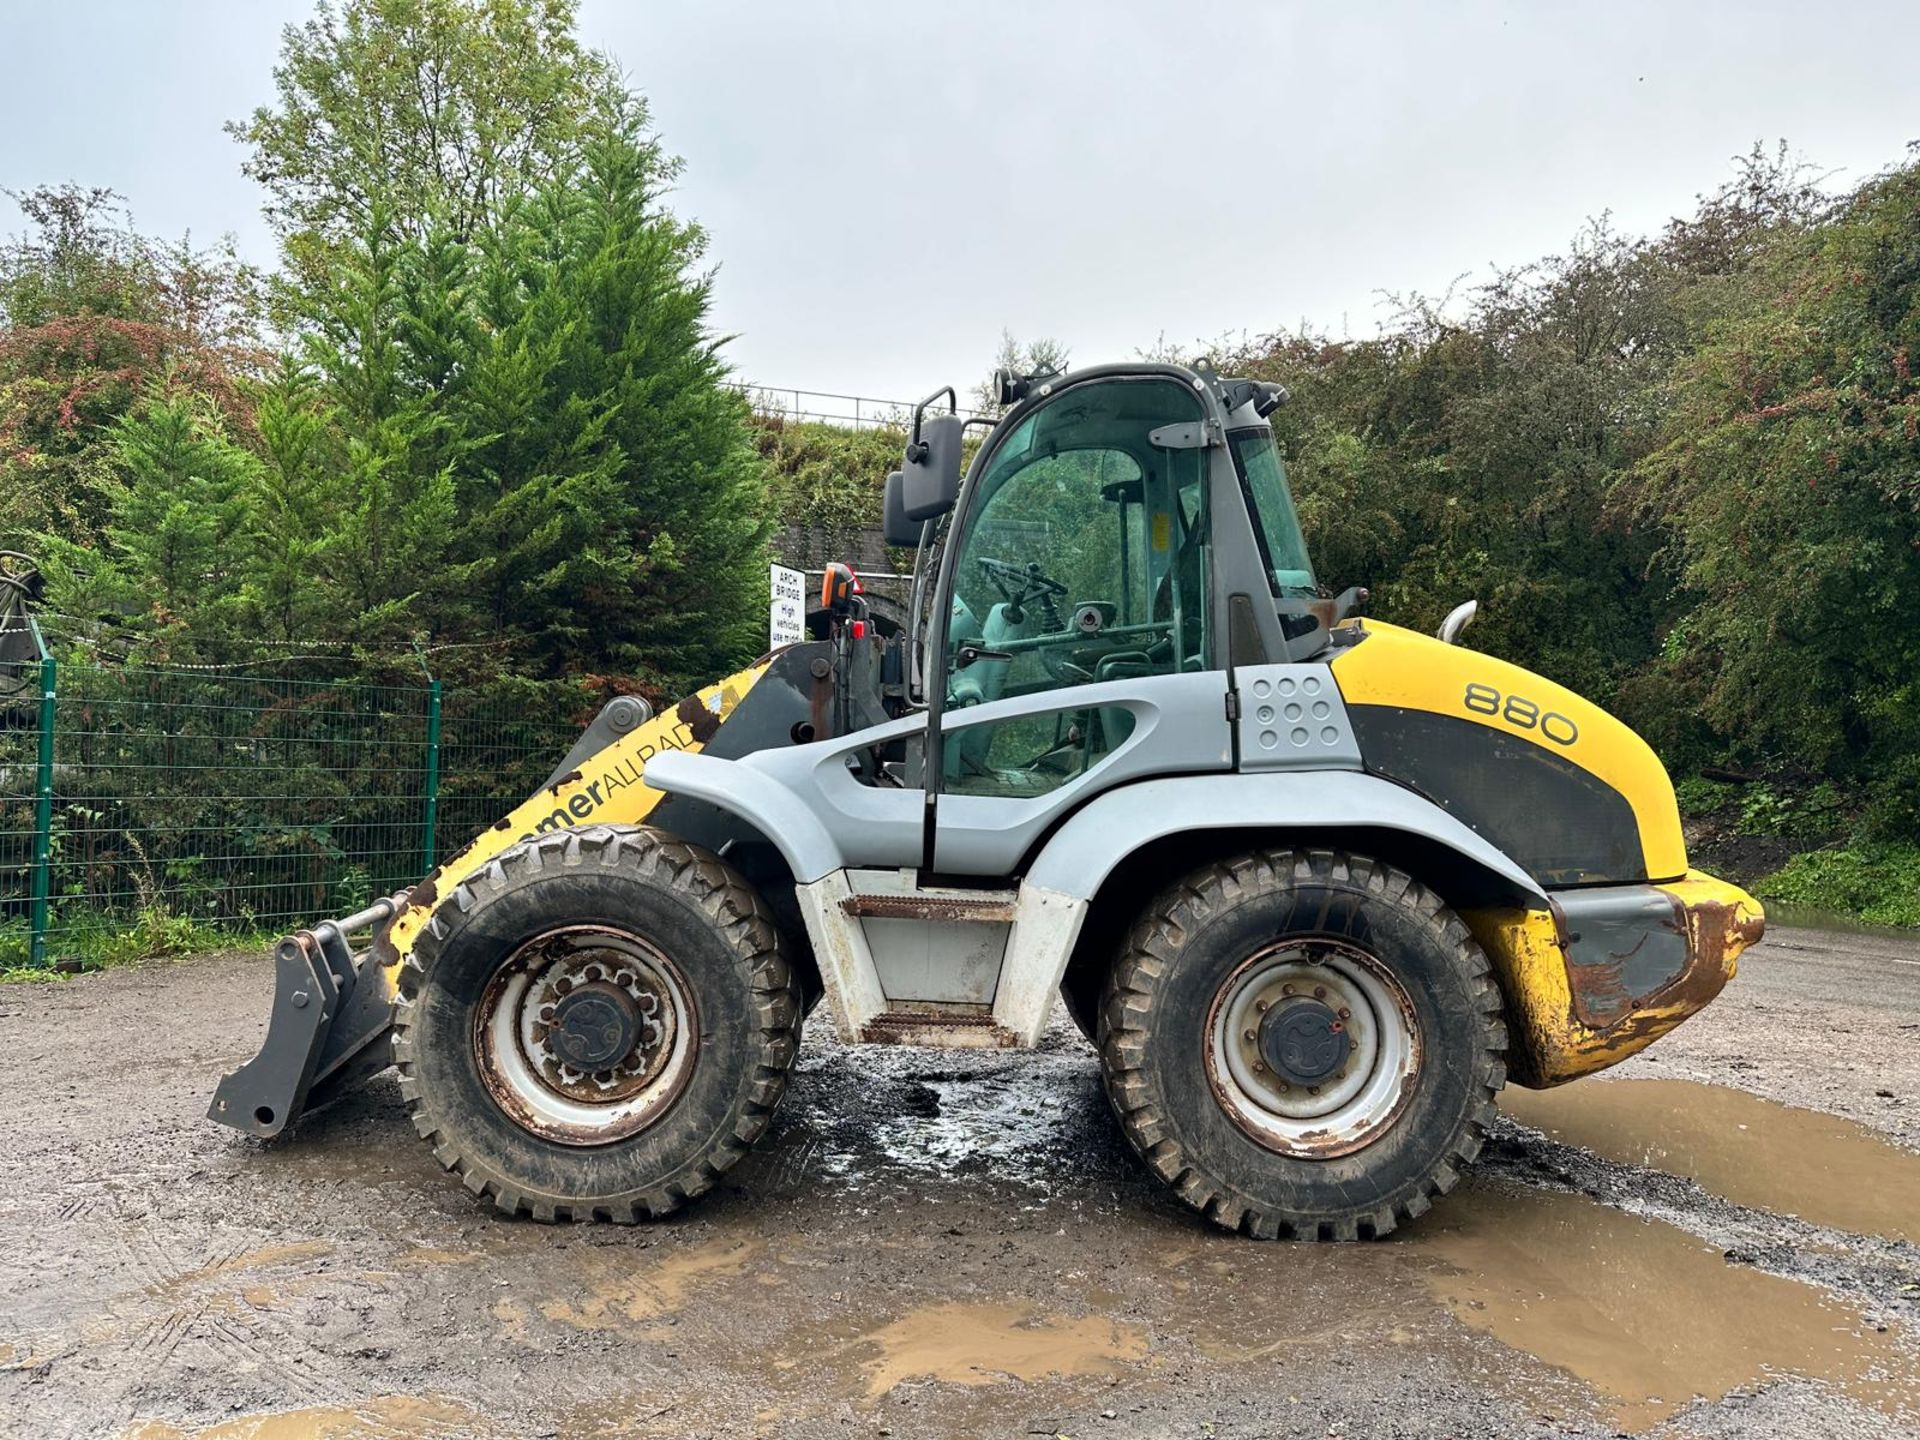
[42,386,257,637]
[424,97,772,689]
[237,362,347,643]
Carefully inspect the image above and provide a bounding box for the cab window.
[941,377,1212,796]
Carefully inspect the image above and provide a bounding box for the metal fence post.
[28,645,56,969]
[420,678,443,872]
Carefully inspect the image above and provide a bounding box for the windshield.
[1229,429,1316,597]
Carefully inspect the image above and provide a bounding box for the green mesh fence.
[0,635,587,970]
[436,683,587,862]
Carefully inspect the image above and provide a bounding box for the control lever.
[953,643,1013,671]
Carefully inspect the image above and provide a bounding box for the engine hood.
[1329,621,1686,886]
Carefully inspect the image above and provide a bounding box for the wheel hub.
[475,927,695,1146]
[1206,939,1421,1159]
[549,980,642,1071]
[1260,998,1352,1086]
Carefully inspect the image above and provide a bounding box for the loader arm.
[209,661,770,1137]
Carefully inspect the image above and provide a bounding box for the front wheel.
[1098,849,1506,1240]
[393,825,800,1222]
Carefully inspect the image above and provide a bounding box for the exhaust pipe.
[207,893,409,1138]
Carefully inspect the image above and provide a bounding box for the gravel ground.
[0,924,1916,1440]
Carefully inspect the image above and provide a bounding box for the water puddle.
[119,1395,482,1439]
[393,1246,478,1267]
[857,1301,1149,1397]
[176,1241,334,1288]
[1419,1179,1918,1431]
[1764,903,1919,940]
[557,1394,683,1438]
[1501,1078,1920,1241]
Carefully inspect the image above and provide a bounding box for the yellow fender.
[370,661,770,995]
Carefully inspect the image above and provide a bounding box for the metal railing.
[731,382,992,431]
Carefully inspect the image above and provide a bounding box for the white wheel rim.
[475,926,697,1147]
[1205,939,1420,1159]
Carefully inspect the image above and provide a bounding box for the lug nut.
[1308,1085,1320,1096]
[1313,986,1326,999]
[1255,998,1270,1013]
[1253,1062,1266,1074]
[1338,1007,1350,1020]
[1243,1029,1257,1042]
[1281,984,1295,996]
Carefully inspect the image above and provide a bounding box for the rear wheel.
[1098,849,1505,1239]
[393,825,799,1222]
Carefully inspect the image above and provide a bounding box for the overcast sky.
[3,1,1916,401]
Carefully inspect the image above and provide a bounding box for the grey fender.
[645,670,1237,885]
[641,749,849,883]
[1023,769,1550,906]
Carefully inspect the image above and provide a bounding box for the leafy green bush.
[1735,782,1844,839]
[1673,776,1736,818]
[1757,843,1920,928]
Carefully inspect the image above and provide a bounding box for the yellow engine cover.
[1331,620,1687,883]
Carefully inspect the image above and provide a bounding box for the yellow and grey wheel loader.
[210,360,1764,1239]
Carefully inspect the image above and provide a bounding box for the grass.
[0,907,276,982]
[1756,841,1920,930]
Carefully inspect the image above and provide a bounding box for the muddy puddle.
[1501,1077,1920,1241]
[494,1237,762,1340]
[119,1395,483,1439]
[856,1301,1150,1396]
[1418,1178,1918,1429]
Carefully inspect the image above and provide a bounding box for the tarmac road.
[0,924,1916,1440]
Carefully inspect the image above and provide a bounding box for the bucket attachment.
[207,894,408,1137]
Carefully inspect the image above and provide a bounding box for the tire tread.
[391,824,798,1224]
[1097,847,1506,1241]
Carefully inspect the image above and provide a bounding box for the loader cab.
[885,363,1326,801]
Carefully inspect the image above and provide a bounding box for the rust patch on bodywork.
[1552,890,1691,1031]
[808,667,832,744]
[375,874,439,983]
[861,1011,1020,1049]
[1688,895,1768,969]
[1466,871,1764,1088]
[676,694,722,744]
[840,894,1018,924]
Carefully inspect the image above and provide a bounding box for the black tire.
[1098,849,1505,1240]
[392,825,799,1222]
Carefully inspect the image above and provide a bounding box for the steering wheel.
[977,557,1068,629]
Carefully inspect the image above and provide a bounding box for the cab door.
[927,375,1234,874]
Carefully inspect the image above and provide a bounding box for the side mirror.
[901,412,964,522]
[882,470,923,547]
